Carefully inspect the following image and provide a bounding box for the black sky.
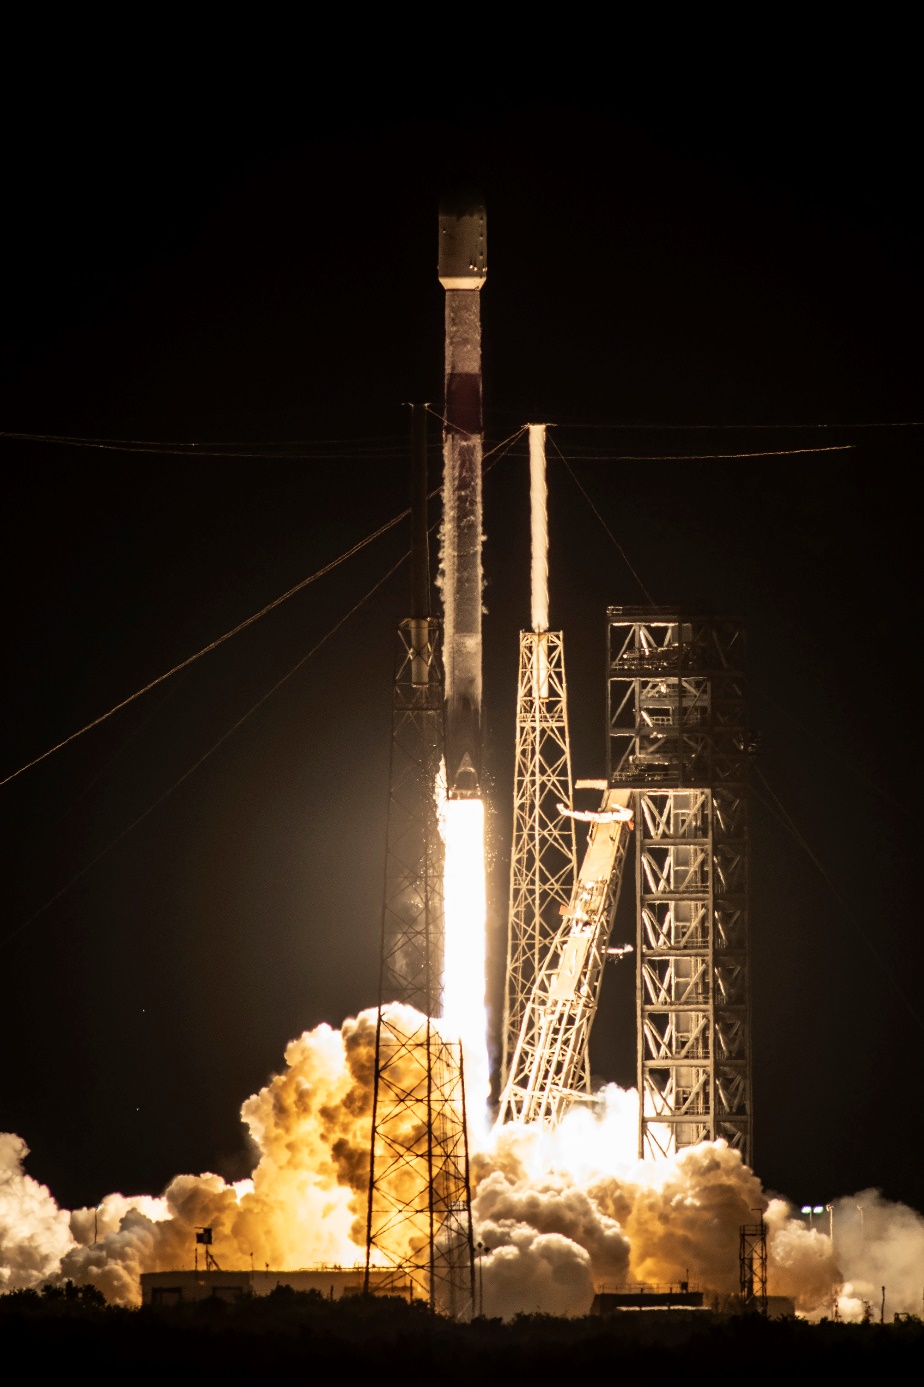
[1,72,921,1218]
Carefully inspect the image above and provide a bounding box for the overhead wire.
[546,434,656,604]
[2,425,529,791]
[0,553,410,953]
[546,429,909,1008]
[552,445,853,461]
[0,510,411,789]
[1,430,527,945]
[750,764,921,1030]
[0,429,414,459]
[541,419,923,431]
[2,423,527,801]
[750,682,898,807]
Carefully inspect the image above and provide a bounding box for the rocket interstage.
[439,197,486,799]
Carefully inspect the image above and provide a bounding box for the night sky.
[2,78,921,1219]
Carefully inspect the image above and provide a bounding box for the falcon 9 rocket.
[438,196,487,799]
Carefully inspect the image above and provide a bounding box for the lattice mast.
[607,609,751,1164]
[501,424,578,1094]
[365,405,475,1317]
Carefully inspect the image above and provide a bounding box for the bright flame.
[440,796,490,1123]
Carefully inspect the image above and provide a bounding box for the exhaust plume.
[2,1009,923,1320]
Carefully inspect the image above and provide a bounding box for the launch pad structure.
[368,201,755,1315]
[498,426,636,1127]
[607,609,752,1163]
[500,425,579,1104]
[364,405,475,1318]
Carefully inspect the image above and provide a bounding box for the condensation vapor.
[2,1008,922,1320]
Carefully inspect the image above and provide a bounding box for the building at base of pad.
[591,1285,795,1318]
[141,1267,411,1305]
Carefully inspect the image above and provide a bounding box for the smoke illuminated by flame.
[3,1011,924,1319]
[439,795,490,1124]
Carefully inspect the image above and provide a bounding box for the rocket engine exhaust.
[439,195,486,799]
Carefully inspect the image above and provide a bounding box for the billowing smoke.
[0,1133,73,1291]
[2,1008,922,1320]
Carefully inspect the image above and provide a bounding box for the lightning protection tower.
[739,1217,768,1314]
[501,425,578,1095]
[365,405,475,1318]
[607,608,751,1164]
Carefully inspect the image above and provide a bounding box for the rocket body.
[439,200,486,798]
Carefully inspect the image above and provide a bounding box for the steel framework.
[365,410,475,1317]
[739,1218,768,1314]
[607,608,751,1164]
[376,616,446,1016]
[365,617,475,1315]
[366,1003,475,1315]
[501,630,577,1092]
[497,785,633,1125]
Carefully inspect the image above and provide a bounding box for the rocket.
[438,196,487,799]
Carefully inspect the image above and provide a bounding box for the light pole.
[474,1241,488,1318]
[800,1204,827,1232]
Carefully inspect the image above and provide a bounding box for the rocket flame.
[3,1013,924,1319]
[439,795,490,1126]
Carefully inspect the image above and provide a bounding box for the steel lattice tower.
[365,407,475,1316]
[501,629,578,1089]
[739,1218,768,1314]
[501,425,578,1098]
[607,608,751,1164]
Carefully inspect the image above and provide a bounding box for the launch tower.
[500,425,579,1098]
[607,609,752,1162]
[365,407,475,1317]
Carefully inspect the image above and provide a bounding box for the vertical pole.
[458,1044,476,1319]
[410,404,430,687]
[529,423,549,634]
[426,1018,436,1312]
[411,404,430,620]
[529,424,549,697]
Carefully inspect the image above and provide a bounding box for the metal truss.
[607,609,751,1165]
[501,630,577,1094]
[497,786,632,1126]
[739,1218,768,1314]
[366,1008,475,1315]
[365,617,475,1317]
[378,618,445,1015]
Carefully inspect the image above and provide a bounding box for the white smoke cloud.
[0,1133,74,1291]
[2,1010,923,1321]
[833,1190,924,1321]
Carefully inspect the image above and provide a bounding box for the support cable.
[0,553,408,953]
[0,430,412,459]
[750,682,898,807]
[542,420,924,432]
[1,512,410,789]
[552,445,852,460]
[2,428,526,791]
[547,435,656,604]
[751,765,922,1029]
[0,436,530,951]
